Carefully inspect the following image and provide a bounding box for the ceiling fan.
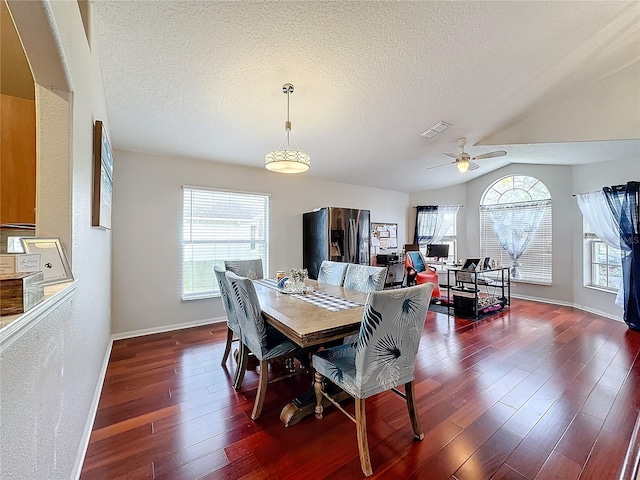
[427,138,507,173]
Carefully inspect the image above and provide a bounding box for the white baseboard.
[512,294,623,322]
[111,316,226,341]
[71,336,114,480]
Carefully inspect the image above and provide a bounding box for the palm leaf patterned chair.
[312,282,435,476]
[343,264,387,293]
[214,266,246,388]
[224,259,264,280]
[317,260,348,286]
[225,271,303,420]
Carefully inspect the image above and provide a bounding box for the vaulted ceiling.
[91,1,640,193]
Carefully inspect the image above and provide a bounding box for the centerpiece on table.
[287,267,308,294]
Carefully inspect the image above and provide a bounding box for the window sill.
[511,279,552,286]
[0,280,78,353]
[584,284,618,294]
[182,293,220,301]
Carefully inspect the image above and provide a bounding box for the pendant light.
[265,83,310,173]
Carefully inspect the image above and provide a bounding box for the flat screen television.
[426,244,449,259]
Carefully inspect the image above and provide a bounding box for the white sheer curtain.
[486,200,548,278]
[415,205,459,245]
[576,190,624,306]
[577,191,620,247]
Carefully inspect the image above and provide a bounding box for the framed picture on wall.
[21,237,74,284]
[92,120,113,229]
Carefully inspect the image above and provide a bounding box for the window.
[182,187,269,299]
[480,175,552,284]
[429,212,457,262]
[415,205,459,262]
[584,224,622,291]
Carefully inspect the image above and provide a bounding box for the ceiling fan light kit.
[265,83,310,174]
[456,160,470,173]
[426,137,507,173]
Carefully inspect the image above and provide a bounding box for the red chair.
[405,250,440,298]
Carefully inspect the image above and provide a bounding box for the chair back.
[343,264,387,293]
[317,260,348,286]
[354,283,434,397]
[225,271,268,357]
[214,266,240,333]
[406,251,426,273]
[224,259,264,280]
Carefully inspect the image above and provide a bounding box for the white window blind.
[480,175,552,285]
[480,203,552,284]
[182,187,269,299]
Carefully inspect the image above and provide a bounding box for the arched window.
[480,175,552,284]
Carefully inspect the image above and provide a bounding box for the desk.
[253,279,367,425]
[446,267,510,319]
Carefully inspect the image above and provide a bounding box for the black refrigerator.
[303,207,370,280]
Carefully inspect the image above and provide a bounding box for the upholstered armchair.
[317,260,348,286]
[405,250,440,298]
[312,283,435,476]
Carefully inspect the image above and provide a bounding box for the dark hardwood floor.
[81,299,640,479]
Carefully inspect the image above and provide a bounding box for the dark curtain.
[604,181,640,330]
[414,205,438,245]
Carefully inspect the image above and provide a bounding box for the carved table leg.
[314,371,325,419]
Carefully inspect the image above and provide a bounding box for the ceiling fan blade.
[426,160,456,171]
[472,150,507,160]
[468,161,480,171]
[444,152,458,158]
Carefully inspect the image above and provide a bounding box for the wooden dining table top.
[253,279,368,347]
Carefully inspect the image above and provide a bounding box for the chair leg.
[314,371,325,419]
[221,327,234,365]
[355,397,373,477]
[234,342,248,390]
[405,380,424,440]
[251,360,269,420]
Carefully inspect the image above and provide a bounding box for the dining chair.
[317,260,348,286]
[312,282,435,476]
[224,259,264,280]
[343,264,387,293]
[214,266,246,388]
[225,271,302,420]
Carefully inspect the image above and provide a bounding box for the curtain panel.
[576,190,624,306]
[603,181,639,330]
[414,205,459,246]
[482,200,549,278]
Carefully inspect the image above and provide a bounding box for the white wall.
[111,151,409,335]
[1,2,112,479]
[483,61,640,145]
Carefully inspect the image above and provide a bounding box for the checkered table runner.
[256,279,363,312]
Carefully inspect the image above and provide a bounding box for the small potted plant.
[289,267,308,293]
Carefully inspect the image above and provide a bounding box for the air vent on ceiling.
[420,121,450,139]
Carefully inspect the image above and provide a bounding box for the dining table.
[253,278,368,426]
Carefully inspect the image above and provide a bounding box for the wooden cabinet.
[1,94,36,224]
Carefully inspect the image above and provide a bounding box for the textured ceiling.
[91,1,640,193]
